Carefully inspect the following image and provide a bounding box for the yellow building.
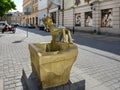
[31,0,38,26]
[22,0,31,26]
[22,0,38,27]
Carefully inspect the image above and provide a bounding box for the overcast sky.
[12,0,23,12]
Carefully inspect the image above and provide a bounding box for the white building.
[38,0,48,26]
[38,0,120,35]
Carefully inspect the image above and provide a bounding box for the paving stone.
[15,86,23,90]
[9,84,15,88]
[15,82,22,87]
[7,88,15,90]
[0,79,3,90]
[0,28,120,90]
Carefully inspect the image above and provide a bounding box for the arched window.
[75,0,80,6]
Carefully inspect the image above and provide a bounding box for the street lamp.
[72,6,75,34]
[24,6,31,37]
[57,5,61,26]
[62,0,64,26]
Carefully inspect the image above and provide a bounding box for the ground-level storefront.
[49,0,120,35]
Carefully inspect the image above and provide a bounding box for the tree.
[0,0,16,18]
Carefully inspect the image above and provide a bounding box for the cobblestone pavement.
[0,28,120,90]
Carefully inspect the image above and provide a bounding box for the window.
[35,7,37,12]
[75,0,80,6]
[101,9,112,27]
[85,12,93,27]
[51,12,56,24]
[75,13,81,26]
[85,0,89,3]
[34,0,38,3]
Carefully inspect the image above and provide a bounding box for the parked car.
[11,23,19,27]
[39,24,45,31]
[28,24,35,28]
[0,21,7,32]
[0,21,16,33]
[38,20,45,31]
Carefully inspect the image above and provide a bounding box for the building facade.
[71,0,120,35]
[11,11,22,25]
[5,11,22,25]
[48,0,120,35]
[22,0,38,27]
[31,0,38,26]
[38,0,48,26]
[22,0,120,35]
[22,0,31,26]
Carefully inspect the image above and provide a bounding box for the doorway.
[51,12,56,24]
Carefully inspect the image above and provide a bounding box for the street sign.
[24,6,31,37]
[24,6,31,15]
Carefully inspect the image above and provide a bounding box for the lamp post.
[26,8,29,37]
[72,6,75,34]
[58,5,60,26]
[62,0,64,26]
[24,6,31,37]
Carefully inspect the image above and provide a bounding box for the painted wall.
[38,0,48,10]
[37,0,120,34]
[63,0,120,34]
[38,0,48,26]
[64,9,73,27]
[64,0,74,9]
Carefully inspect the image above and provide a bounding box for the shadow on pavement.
[12,37,27,43]
[0,35,5,38]
[21,69,85,90]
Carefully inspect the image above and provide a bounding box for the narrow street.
[0,27,120,90]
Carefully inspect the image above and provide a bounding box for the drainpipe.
[119,7,120,29]
[96,0,101,34]
[90,0,100,34]
[47,0,49,16]
[73,7,75,34]
[58,5,60,26]
[62,0,64,26]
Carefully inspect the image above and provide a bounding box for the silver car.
[0,21,7,32]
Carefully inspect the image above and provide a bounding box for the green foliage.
[0,0,16,17]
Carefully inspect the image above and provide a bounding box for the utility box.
[29,16,78,89]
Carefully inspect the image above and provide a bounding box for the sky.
[12,0,23,12]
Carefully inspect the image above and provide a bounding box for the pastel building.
[48,0,120,35]
[22,0,38,27]
[22,0,31,26]
[22,0,120,35]
[38,0,48,26]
